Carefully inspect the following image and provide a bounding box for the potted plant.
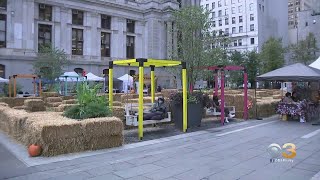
[169,91,205,130]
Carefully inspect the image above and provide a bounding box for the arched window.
[129,70,136,76]
[102,69,109,76]
[0,64,5,78]
[74,68,84,75]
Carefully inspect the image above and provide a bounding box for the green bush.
[63,83,112,120]
[2,83,23,97]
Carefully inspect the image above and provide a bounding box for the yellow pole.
[150,65,155,103]
[109,62,113,108]
[182,62,188,132]
[138,61,144,140]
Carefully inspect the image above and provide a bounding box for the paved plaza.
[1,116,320,180]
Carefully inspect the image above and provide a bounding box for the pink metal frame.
[200,65,248,125]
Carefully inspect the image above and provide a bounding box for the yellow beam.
[182,68,188,132]
[109,65,113,108]
[138,65,144,139]
[150,66,155,103]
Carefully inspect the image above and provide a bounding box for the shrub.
[169,91,206,106]
[64,83,112,120]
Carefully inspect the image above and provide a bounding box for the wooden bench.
[206,106,236,116]
[124,103,172,126]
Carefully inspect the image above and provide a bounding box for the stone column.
[166,21,173,59]
[172,22,178,59]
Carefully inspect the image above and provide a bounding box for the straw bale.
[42,92,59,98]
[61,96,75,100]
[114,93,124,102]
[46,102,62,107]
[0,102,8,107]
[46,97,63,103]
[112,106,125,119]
[120,94,139,103]
[113,101,122,106]
[273,95,282,99]
[155,93,164,97]
[55,104,76,112]
[13,106,26,110]
[62,99,77,104]
[126,98,152,104]
[82,117,123,137]
[161,89,178,98]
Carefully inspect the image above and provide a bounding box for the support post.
[39,79,42,97]
[65,77,67,96]
[182,62,188,132]
[150,65,155,104]
[214,70,218,96]
[13,75,16,97]
[137,59,146,140]
[109,61,114,108]
[220,70,225,125]
[8,76,11,97]
[244,69,248,120]
[33,77,36,97]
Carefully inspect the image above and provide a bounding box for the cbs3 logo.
[267,143,296,159]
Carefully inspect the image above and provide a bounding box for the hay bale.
[113,101,122,107]
[24,99,46,112]
[0,102,8,107]
[120,94,140,103]
[112,106,125,119]
[61,96,75,100]
[46,102,62,107]
[42,92,60,98]
[62,99,77,105]
[126,98,152,104]
[273,95,282,99]
[46,97,63,103]
[82,117,123,136]
[114,93,124,102]
[55,104,76,112]
[84,135,123,150]
[13,106,26,110]
[161,89,178,98]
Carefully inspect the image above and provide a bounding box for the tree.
[244,50,260,88]
[172,6,213,89]
[289,33,319,65]
[259,37,285,73]
[229,51,245,87]
[33,45,70,91]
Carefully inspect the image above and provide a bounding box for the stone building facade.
[0,0,179,92]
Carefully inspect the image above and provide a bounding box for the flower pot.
[172,103,202,130]
[28,144,42,157]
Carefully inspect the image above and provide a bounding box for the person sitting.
[143,97,167,120]
[210,96,235,123]
[291,91,299,102]
[282,92,294,103]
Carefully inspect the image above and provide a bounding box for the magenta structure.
[202,65,249,125]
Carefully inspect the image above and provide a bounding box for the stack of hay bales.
[54,98,78,112]
[62,99,77,105]
[42,92,59,98]
[61,96,75,101]
[24,99,46,112]
[113,101,122,107]
[120,94,139,103]
[0,107,123,156]
[112,106,125,120]
[0,97,42,108]
[114,93,124,102]
[45,97,63,108]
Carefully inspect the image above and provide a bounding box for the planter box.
[172,103,202,130]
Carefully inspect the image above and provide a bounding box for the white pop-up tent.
[59,71,83,82]
[309,56,320,70]
[86,72,104,81]
[0,77,9,83]
[117,74,133,93]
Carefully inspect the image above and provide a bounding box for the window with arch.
[74,68,84,75]
[0,64,4,78]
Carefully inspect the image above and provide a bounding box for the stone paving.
[1,117,320,180]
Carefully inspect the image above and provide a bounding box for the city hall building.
[0,0,180,92]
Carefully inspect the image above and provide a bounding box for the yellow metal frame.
[109,58,188,140]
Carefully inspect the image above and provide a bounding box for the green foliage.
[63,83,111,120]
[169,91,206,106]
[33,45,70,91]
[2,83,23,97]
[259,37,285,73]
[171,6,213,86]
[289,33,319,65]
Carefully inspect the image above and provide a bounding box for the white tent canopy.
[117,74,133,93]
[86,72,104,81]
[0,77,9,83]
[58,71,84,82]
[309,56,320,70]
